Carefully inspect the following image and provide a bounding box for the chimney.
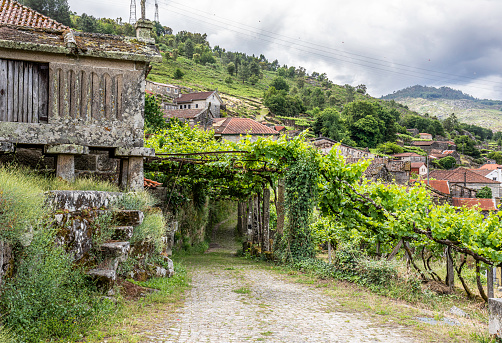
[135,18,155,44]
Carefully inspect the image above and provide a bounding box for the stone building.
[174,91,223,118]
[0,0,161,189]
[212,117,279,142]
[311,137,375,159]
[392,152,426,163]
[411,140,456,153]
[163,108,214,128]
[429,167,501,198]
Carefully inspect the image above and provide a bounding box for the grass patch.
[233,287,251,294]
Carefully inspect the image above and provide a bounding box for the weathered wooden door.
[0,58,49,123]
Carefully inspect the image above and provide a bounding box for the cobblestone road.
[141,223,415,343]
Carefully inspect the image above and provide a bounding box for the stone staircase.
[88,209,144,292]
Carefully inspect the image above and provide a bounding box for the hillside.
[382,86,502,131]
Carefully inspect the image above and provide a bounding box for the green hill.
[381,86,502,131]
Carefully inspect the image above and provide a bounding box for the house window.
[188,105,191,109]
[0,58,49,123]
[184,105,187,109]
[196,104,198,108]
[180,105,182,109]
[494,177,497,181]
[174,89,178,94]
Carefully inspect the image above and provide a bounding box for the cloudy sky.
[68,0,502,100]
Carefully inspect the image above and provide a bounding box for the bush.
[173,68,184,79]
[477,186,492,199]
[130,210,166,254]
[376,142,404,155]
[1,229,114,342]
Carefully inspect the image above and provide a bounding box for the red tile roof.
[0,0,68,30]
[429,167,501,184]
[411,162,426,169]
[478,163,502,171]
[392,152,423,158]
[412,141,435,146]
[452,197,497,211]
[213,118,279,135]
[411,179,450,194]
[163,108,205,119]
[175,91,215,104]
[144,178,162,189]
[274,125,286,132]
[471,169,492,177]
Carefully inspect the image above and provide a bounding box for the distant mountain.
[381,85,502,131]
[381,85,476,101]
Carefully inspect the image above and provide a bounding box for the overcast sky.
[68,0,502,100]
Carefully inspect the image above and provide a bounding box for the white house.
[175,91,223,118]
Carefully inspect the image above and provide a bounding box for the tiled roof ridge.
[0,0,69,30]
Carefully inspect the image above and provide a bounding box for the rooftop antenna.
[129,0,137,25]
[154,0,159,22]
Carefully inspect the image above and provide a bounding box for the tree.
[184,39,194,59]
[454,135,480,157]
[356,84,367,94]
[344,84,355,103]
[270,76,289,92]
[312,108,351,143]
[227,62,236,76]
[238,63,250,83]
[477,186,492,199]
[22,0,71,26]
[376,142,404,155]
[173,68,184,79]
[144,94,168,133]
[488,151,502,164]
[436,156,456,169]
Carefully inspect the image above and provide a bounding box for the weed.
[233,287,251,294]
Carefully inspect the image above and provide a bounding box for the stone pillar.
[115,147,155,192]
[263,187,271,252]
[45,144,89,182]
[276,178,285,236]
[489,299,502,337]
[135,19,155,44]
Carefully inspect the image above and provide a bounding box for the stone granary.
[0,0,162,190]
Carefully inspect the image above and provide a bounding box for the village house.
[212,117,279,142]
[406,128,419,136]
[473,164,502,182]
[175,90,223,118]
[392,152,426,163]
[411,162,427,176]
[0,0,161,189]
[163,108,213,128]
[145,80,179,98]
[429,168,501,198]
[411,140,456,153]
[419,133,433,140]
[346,157,411,184]
[429,149,461,165]
[311,137,375,159]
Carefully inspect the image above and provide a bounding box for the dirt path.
[141,221,415,343]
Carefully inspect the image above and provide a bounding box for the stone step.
[100,241,130,261]
[113,210,144,226]
[87,268,116,291]
[111,226,134,241]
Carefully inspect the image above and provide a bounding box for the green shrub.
[113,191,157,212]
[0,229,114,342]
[130,210,166,254]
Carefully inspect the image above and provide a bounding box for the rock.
[450,306,469,318]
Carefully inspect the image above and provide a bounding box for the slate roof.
[429,167,501,184]
[452,197,498,211]
[0,0,161,62]
[175,91,215,104]
[213,118,279,135]
[0,0,68,30]
[163,108,206,119]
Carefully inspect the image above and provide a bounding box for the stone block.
[489,298,502,337]
[113,210,144,226]
[56,154,75,182]
[0,142,14,153]
[127,156,144,191]
[45,144,89,155]
[97,154,119,172]
[115,147,155,157]
[0,148,54,169]
[46,190,122,211]
[75,154,98,171]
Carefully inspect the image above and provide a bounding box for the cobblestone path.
[142,223,415,343]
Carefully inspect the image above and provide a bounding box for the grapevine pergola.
[145,122,502,301]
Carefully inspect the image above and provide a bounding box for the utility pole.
[129,0,137,25]
[154,0,159,22]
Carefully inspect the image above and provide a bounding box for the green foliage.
[173,68,184,79]
[488,151,502,164]
[130,210,166,254]
[376,142,404,155]
[227,62,236,76]
[477,186,492,199]
[113,191,158,212]
[312,108,352,143]
[22,0,71,26]
[401,114,445,137]
[435,155,456,169]
[263,87,305,117]
[144,94,168,134]
[1,228,114,342]
[270,76,289,92]
[455,135,481,157]
[382,85,475,101]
